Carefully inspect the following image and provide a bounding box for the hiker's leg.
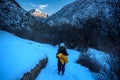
[62,63,65,75]
[58,60,61,73]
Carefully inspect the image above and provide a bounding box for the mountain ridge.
[46,0,119,27]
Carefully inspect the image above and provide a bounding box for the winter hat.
[60,43,65,47]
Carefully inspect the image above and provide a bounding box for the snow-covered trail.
[36,46,94,80]
[0,30,94,80]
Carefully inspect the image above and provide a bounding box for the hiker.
[56,43,68,75]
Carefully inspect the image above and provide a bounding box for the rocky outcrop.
[21,57,48,80]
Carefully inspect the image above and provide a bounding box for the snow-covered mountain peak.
[29,9,48,18]
[35,8,41,12]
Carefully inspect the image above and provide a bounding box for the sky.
[16,0,75,15]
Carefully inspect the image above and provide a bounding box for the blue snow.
[0,30,95,80]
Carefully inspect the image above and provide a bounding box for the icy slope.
[0,30,46,80]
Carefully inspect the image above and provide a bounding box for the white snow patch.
[86,48,110,70]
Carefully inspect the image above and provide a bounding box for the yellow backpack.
[57,53,68,64]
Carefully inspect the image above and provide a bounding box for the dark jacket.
[57,46,68,56]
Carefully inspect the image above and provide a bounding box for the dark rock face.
[21,57,48,80]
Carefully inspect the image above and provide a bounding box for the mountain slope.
[44,0,120,56]
[46,0,120,26]
[0,0,42,36]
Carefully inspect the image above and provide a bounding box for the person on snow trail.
[56,43,68,75]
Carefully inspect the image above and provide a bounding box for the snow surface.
[0,30,46,80]
[36,48,94,80]
[0,30,95,80]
